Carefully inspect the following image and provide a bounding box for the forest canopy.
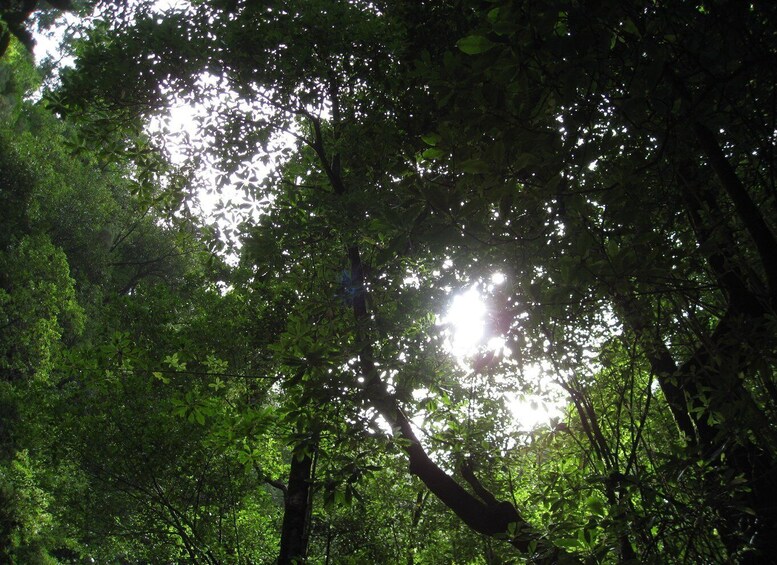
[1,1,777,563]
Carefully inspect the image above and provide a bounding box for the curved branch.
[346,241,571,560]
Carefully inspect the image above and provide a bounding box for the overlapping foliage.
[1,1,777,563]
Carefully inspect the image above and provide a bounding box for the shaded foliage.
[1,1,777,563]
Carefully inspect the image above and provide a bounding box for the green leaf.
[457,35,495,55]
[556,538,582,549]
[152,371,170,384]
[421,133,441,146]
[421,147,445,160]
[585,495,605,516]
[623,18,640,37]
[554,12,568,36]
[459,158,489,174]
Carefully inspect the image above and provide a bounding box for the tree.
[10,0,777,562]
[414,0,777,560]
[56,1,578,559]
[0,33,285,562]
[0,0,73,58]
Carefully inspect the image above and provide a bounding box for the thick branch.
[346,242,570,560]
[611,285,701,441]
[678,155,768,306]
[691,121,777,300]
[668,67,777,301]
[461,459,501,507]
[297,109,346,196]
[255,463,288,495]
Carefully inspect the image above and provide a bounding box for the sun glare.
[441,287,487,356]
[504,365,566,431]
[439,279,568,431]
[491,272,506,285]
[509,395,556,430]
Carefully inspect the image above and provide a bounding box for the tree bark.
[277,443,316,565]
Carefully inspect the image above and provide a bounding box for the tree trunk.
[277,443,316,565]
